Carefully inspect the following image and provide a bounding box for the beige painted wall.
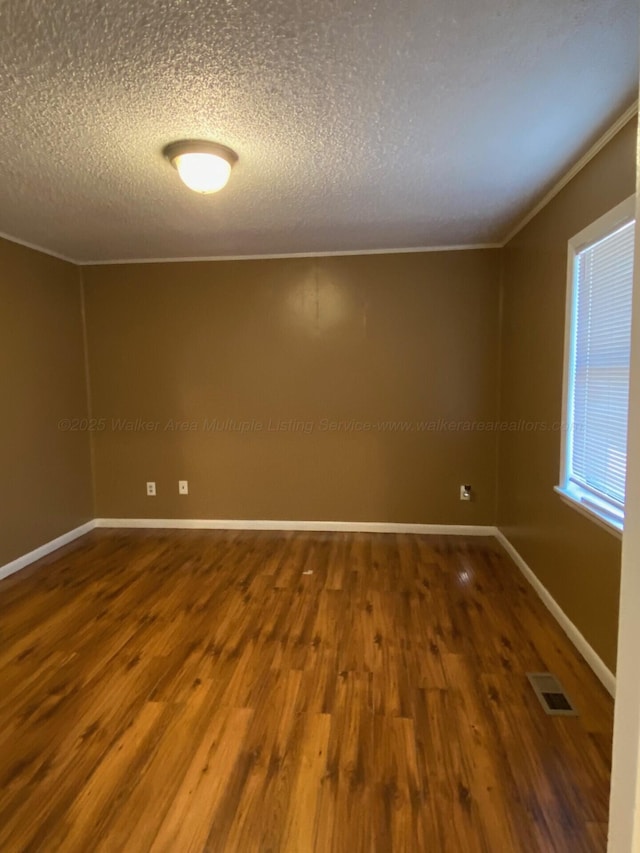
[83,250,501,523]
[0,238,93,566]
[497,117,638,673]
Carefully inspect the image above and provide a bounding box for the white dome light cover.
[164,140,238,194]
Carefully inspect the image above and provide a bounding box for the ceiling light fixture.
[163,140,238,194]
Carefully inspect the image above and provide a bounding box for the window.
[557,195,636,535]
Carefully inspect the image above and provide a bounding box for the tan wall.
[83,250,501,523]
[0,238,93,567]
[4,119,633,675]
[497,117,638,673]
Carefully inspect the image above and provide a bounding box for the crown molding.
[77,243,501,266]
[2,102,636,265]
[500,100,639,247]
[0,229,76,264]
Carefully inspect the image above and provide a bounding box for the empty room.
[2,0,640,850]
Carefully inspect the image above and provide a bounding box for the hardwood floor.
[0,530,613,852]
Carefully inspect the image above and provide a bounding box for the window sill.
[554,486,623,539]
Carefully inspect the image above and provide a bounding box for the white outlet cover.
[146,481,156,496]
[179,480,189,495]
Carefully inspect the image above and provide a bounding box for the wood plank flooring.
[0,530,613,852]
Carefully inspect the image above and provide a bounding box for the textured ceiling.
[0,0,637,263]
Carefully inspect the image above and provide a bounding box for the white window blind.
[567,218,635,523]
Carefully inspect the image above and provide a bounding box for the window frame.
[556,193,636,539]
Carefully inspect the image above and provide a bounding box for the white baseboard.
[94,518,497,536]
[494,528,616,697]
[0,517,616,698]
[0,520,96,582]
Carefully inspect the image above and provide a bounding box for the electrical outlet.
[146,481,156,496]
[460,484,472,501]
[179,480,189,495]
